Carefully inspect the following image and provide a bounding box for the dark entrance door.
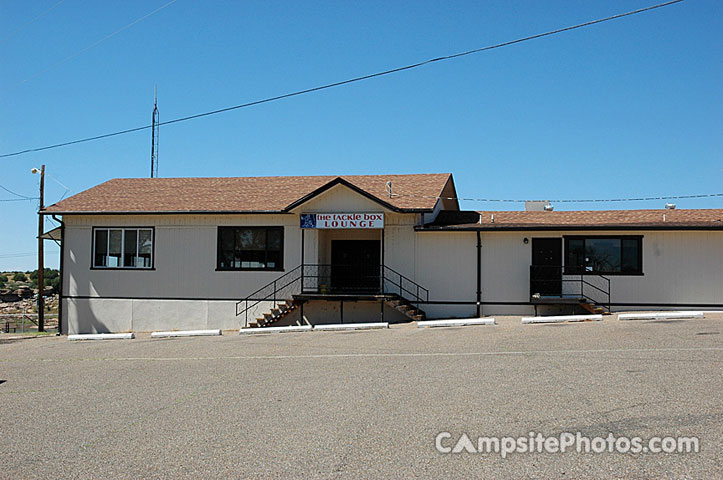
[331,240,381,293]
[531,238,562,296]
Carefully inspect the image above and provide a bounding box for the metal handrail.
[382,265,429,303]
[529,265,611,311]
[236,263,431,326]
[235,265,303,326]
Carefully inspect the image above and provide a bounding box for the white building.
[43,173,723,334]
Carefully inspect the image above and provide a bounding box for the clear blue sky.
[1,0,721,271]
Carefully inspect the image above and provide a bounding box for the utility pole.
[150,86,159,178]
[36,165,45,332]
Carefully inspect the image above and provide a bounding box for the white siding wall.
[477,230,723,315]
[413,232,477,318]
[62,214,303,333]
[64,214,301,299]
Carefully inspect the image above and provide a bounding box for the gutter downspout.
[476,231,481,317]
[52,215,64,335]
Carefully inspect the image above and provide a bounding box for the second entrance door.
[530,238,562,296]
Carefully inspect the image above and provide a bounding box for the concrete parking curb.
[618,311,704,321]
[68,333,135,341]
[151,329,222,338]
[239,325,312,334]
[521,314,603,324]
[314,322,388,331]
[417,318,496,328]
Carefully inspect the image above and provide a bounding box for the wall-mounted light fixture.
[523,238,529,244]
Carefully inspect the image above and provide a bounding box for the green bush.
[50,277,60,294]
[0,274,7,283]
[12,272,26,282]
[30,273,61,294]
[29,268,58,281]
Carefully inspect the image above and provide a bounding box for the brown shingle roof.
[44,174,453,214]
[423,209,723,230]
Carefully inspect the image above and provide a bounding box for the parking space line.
[17,346,722,363]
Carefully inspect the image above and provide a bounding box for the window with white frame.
[93,228,154,269]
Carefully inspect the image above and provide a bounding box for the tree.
[12,272,26,282]
[29,268,58,281]
[50,277,60,294]
[29,269,60,292]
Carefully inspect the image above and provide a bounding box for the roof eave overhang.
[41,210,292,216]
[43,208,432,216]
[415,225,723,232]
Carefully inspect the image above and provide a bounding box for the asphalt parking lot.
[1,313,721,479]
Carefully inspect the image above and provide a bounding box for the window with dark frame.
[217,227,284,271]
[93,228,153,269]
[564,236,642,275]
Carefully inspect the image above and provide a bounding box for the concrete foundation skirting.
[618,311,704,321]
[68,333,135,341]
[521,314,603,324]
[151,329,222,338]
[417,318,496,328]
[239,325,312,334]
[314,322,388,331]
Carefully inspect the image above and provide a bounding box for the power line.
[0,0,67,46]
[0,252,37,259]
[0,183,36,199]
[12,0,179,88]
[0,0,684,159]
[389,192,723,204]
[0,198,38,202]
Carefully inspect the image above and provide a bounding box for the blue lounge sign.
[300,213,384,229]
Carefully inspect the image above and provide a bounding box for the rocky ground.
[0,295,59,315]
[0,271,59,331]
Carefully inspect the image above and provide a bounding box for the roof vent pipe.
[491,214,495,223]
[386,181,392,199]
[478,213,482,224]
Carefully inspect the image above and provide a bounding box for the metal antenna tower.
[150,86,159,178]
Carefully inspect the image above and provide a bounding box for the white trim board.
[417,318,496,328]
[314,323,388,331]
[151,329,222,338]
[68,333,135,341]
[521,314,603,324]
[618,311,704,321]
[239,325,312,334]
